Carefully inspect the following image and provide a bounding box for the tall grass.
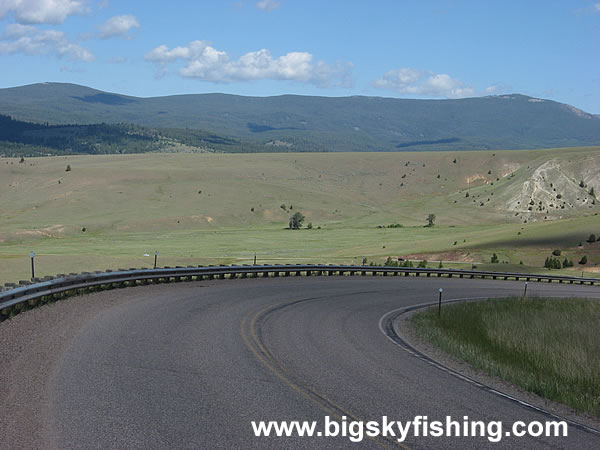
[412,297,600,417]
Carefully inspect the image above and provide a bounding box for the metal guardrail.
[1,264,599,315]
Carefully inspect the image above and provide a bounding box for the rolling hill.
[0,83,599,152]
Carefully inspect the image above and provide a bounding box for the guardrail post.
[29,251,35,281]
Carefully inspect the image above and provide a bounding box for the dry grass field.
[1,147,599,283]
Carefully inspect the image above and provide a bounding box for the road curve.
[1,276,599,448]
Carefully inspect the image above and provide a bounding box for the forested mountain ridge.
[0,83,599,153]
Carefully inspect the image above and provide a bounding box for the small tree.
[417,260,427,268]
[306,222,313,229]
[552,249,561,256]
[590,187,596,197]
[491,253,499,263]
[65,164,71,172]
[579,255,588,265]
[425,213,436,227]
[288,212,305,230]
[587,234,596,243]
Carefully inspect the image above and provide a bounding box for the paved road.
[4,277,600,448]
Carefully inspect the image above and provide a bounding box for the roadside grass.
[412,297,600,418]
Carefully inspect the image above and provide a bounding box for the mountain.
[0,82,599,152]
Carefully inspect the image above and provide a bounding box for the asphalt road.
[3,276,600,448]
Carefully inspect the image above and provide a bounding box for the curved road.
[2,276,600,448]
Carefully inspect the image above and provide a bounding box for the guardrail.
[1,264,599,319]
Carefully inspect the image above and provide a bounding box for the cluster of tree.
[544,256,574,269]
[0,114,279,156]
[383,257,416,267]
[288,212,305,230]
[0,115,169,155]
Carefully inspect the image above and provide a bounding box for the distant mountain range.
[0,82,599,153]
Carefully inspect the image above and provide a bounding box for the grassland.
[1,147,599,283]
[411,297,600,417]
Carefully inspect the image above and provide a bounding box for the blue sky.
[0,0,599,113]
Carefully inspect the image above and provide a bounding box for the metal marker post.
[154,251,158,269]
[523,282,528,297]
[438,288,443,317]
[254,252,257,265]
[29,251,35,280]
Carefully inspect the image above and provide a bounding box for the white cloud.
[0,23,94,60]
[484,83,512,95]
[145,40,352,87]
[256,0,279,11]
[373,68,475,99]
[0,0,88,24]
[99,14,140,39]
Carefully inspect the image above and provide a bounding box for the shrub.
[587,234,596,243]
[579,255,588,265]
[65,165,71,172]
[491,253,499,263]
[306,222,313,229]
[417,260,427,268]
[552,249,561,256]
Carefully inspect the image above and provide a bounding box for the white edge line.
[377,297,600,436]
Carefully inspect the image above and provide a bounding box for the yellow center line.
[240,300,410,449]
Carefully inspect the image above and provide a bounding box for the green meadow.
[1,147,599,283]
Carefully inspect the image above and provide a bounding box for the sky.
[0,0,599,113]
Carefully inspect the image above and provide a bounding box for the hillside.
[0,114,269,156]
[0,83,599,152]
